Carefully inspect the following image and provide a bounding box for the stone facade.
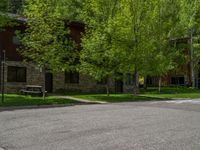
[4,61,118,94]
[4,61,44,93]
[53,72,116,93]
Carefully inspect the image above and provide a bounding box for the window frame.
[7,66,27,83]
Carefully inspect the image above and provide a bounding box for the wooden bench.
[20,85,47,97]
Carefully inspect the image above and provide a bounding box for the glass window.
[7,66,26,82]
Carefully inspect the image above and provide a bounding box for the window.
[125,74,133,85]
[171,76,185,85]
[65,71,79,84]
[7,66,26,82]
[97,78,108,85]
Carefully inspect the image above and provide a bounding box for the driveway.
[0,99,200,150]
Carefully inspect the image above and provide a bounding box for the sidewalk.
[58,96,108,104]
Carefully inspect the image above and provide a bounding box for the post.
[1,50,5,103]
[43,67,46,100]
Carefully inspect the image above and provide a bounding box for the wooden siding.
[0,21,84,62]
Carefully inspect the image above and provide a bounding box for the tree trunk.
[42,67,46,100]
[106,82,110,96]
[158,76,161,93]
[196,74,199,89]
[133,68,139,95]
[190,30,195,88]
[143,76,147,90]
[175,71,178,93]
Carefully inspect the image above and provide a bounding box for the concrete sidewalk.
[58,96,107,104]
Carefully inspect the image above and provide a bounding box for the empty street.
[1,100,200,150]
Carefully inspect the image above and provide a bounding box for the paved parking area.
[0,99,200,150]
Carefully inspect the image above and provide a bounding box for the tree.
[179,0,200,88]
[147,0,183,92]
[79,0,121,95]
[79,0,184,94]
[107,0,160,94]
[19,0,78,98]
[0,0,14,29]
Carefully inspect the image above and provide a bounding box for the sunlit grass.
[73,87,200,103]
[0,94,79,107]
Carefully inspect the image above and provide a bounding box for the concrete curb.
[0,104,76,111]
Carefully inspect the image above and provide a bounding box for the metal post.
[1,50,5,103]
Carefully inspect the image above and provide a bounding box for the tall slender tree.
[79,0,122,95]
[179,0,200,87]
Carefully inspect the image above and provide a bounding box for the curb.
[0,104,76,111]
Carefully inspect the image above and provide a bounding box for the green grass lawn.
[72,87,200,103]
[0,94,79,107]
[73,94,164,103]
[1,87,200,107]
[141,86,200,99]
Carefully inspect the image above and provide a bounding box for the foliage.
[13,0,200,94]
[0,0,14,29]
[80,0,121,82]
[20,0,78,72]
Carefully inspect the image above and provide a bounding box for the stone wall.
[123,84,134,93]
[4,61,44,93]
[53,73,116,93]
[3,61,116,94]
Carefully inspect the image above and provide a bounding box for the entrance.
[45,72,53,93]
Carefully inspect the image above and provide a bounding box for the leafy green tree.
[148,0,183,92]
[0,0,14,29]
[179,0,200,87]
[20,0,78,98]
[79,0,121,95]
[108,0,159,94]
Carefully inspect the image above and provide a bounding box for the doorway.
[45,72,53,93]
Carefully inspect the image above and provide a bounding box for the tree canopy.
[16,0,200,94]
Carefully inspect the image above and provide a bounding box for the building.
[1,19,140,94]
[146,37,200,88]
[0,18,199,94]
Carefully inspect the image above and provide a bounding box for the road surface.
[1,99,200,150]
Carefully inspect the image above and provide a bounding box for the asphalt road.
[1,99,200,150]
